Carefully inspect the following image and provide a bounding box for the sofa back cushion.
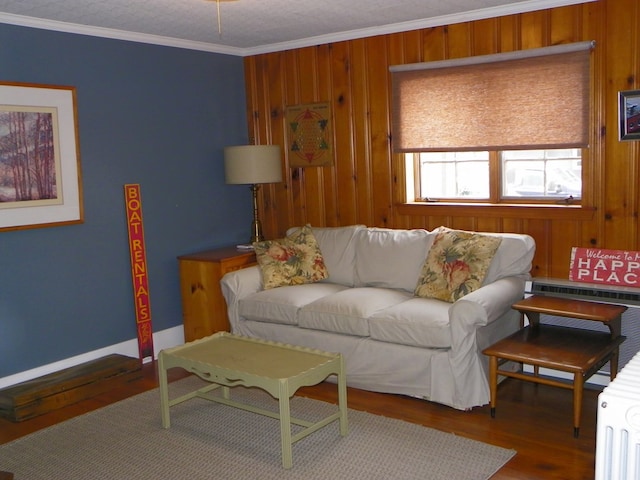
[354,227,433,292]
[483,232,536,284]
[286,225,365,287]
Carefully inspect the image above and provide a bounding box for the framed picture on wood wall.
[0,82,83,231]
[619,89,640,141]
[285,102,333,167]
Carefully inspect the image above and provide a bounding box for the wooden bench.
[0,354,142,422]
[483,295,627,437]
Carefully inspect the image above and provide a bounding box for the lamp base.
[249,184,264,244]
[249,220,264,244]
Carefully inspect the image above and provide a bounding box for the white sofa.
[221,225,535,410]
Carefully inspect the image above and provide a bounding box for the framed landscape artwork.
[0,82,83,231]
[619,89,640,141]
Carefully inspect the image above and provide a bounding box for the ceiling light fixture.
[206,0,239,36]
[216,0,221,34]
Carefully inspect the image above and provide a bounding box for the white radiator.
[595,350,640,480]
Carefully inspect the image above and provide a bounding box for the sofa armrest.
[449,276,526,329]
[220,265,262,332]
[445,276,526,408]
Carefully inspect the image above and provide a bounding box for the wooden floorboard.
[0,361,600,479]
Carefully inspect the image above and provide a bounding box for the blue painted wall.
[0,24,251,377]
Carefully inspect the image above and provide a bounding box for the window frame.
[390,42,597,221]
[409,149,584,206]
[397,150,595,221]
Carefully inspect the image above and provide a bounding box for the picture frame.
[285,102,333,167]
[0,81,83,231]
[619,89,640,141]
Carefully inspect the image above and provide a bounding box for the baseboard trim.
[0,325,185,390]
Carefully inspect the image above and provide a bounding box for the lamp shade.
[224,145,282,185]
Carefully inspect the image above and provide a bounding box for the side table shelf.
[178,246,256,342]
[483,295,627,437]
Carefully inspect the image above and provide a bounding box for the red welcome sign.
[569,247,640,287]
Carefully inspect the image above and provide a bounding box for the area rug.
[0,376,515,479]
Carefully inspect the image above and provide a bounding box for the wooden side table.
[483,295,627,437]
[178,246,256,342]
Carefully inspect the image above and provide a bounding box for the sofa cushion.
[415,228,502,302]
[354,227,433,292]
[254,225,328,289]
[368,298,452,348]
[287,225,365,287]
[298,287,413,337]
[239,283,348,325]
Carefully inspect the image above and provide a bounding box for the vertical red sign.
[124,184,154,360]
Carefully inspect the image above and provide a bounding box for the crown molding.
[242,0,595,56]
[0,0,596,57]
[0,12,245,56]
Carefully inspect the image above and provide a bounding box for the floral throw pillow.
[253,225,329,289]
[414,228,502,302]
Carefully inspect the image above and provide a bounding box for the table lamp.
[224,144,282,243]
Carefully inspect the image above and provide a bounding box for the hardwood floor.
[0,362,601,479]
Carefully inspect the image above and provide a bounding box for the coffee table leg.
[278,381,293,469]
[158,352,171,429]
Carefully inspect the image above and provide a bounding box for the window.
[391,42,593,208]
[407,148,582,202]
[502,149,582,200]
[411,151,490,200]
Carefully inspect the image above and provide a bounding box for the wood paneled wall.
[244,0,640,279]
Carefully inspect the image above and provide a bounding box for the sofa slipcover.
[221,225,535,410]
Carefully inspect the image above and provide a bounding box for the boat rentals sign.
[124,184,154,361]
[569,247,640,287]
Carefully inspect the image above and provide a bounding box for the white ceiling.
[0,0,593,56]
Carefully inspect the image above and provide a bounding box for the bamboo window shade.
[390,41,594,153]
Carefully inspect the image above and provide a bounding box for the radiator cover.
[595,350,640,479]
[527,277,640,306]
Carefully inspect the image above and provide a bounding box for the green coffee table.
[158,332,348,469]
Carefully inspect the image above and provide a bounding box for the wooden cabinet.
[178,246,256,342]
